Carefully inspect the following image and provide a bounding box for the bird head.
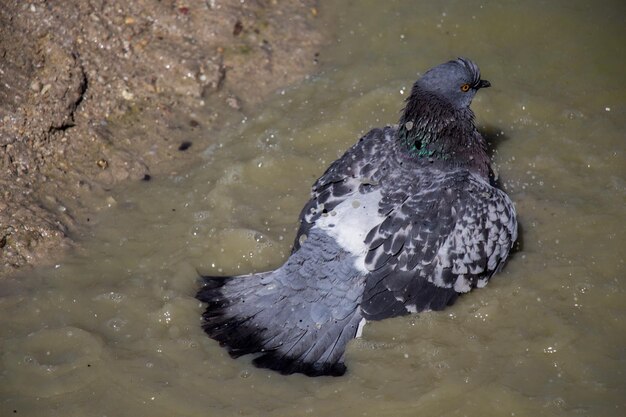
[416,57,490,109]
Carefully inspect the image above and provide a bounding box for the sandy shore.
[0,0,324,276]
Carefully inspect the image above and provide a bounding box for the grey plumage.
[198,227,365,376]
[196,57,518,376]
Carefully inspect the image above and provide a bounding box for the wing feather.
[292,126,396,251]
[360,171,517,320]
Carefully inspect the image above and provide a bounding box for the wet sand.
[0,0,322,274]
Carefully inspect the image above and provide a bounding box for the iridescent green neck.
[396,84,490,178]
[397,118,450,160]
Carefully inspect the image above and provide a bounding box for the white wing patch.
[315,190,383,273]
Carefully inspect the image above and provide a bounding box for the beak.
[477,79,491,89]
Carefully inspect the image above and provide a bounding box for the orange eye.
[460,83,471,92]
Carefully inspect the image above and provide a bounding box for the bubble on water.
[95,292,126,303]
[190,225,205,237]
[193,211,211,222]
[405,121,414,131]
[107,318,128,332]
[159,309,172,325]
[551,397,566,408]
[575,282,592,294]
[543,346,557,354]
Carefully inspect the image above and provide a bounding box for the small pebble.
[233,20,243,36]
[40,84,52,95]
[178,141,192,151]
[226,96,240,109]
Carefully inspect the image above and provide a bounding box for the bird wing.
[360,170,517,320]
[292,126,395,251]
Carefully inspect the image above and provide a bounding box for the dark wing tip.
[196,275,349,377]
[201,313,349,377]
[253,351,347,377]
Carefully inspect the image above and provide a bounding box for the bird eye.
[460,83,471,92]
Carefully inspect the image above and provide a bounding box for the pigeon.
[196,57,518,377]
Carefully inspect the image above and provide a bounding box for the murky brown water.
[2,1,625,416]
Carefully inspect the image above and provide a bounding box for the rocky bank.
[0,0,323,276]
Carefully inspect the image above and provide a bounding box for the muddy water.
[2,0,625,416]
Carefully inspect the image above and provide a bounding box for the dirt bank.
[0,0,323,276]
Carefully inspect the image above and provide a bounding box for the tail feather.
[195,269,364,376]
[196,228,367,376]
[197,275,269,358]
